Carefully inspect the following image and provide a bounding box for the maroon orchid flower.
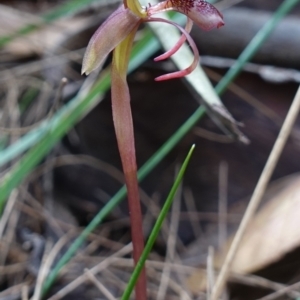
[82,0,224,298]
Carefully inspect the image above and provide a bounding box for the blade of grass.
[0,27,159,168]
[2,0,295,166]
[147,0,222,108]
[147,6,248,143]
[0,26,162,210]
[0,71,110,213]
[41,108,204,297]
[215,0,300,95]
[121,145,195,300]
[0,0,113,48]
[0,27,158,168]
[211,85,300,300]
[0,11,204,167]
[0,0,217,49]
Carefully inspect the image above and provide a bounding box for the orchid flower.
[82,0,223,298]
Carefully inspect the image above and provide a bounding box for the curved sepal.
[82,5,140,75]
[145,17,199,81]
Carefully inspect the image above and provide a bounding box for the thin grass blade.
[121,145,195,300]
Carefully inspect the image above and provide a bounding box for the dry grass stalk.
[85,269,117,300]
[207,246,215,300]
[230,273,300,298]
[22,284,29,300]
[157,181,182,300]
[256,280,300,300]
[48,243,133,300]
[31,233,73,300]
[0,189,18,238]
[218,161,228,249]
[211,85,300,300]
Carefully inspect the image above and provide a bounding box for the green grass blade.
[41,109,204,297]
[0,27,160,168]
[0,0,104,48]
[0,0,217,49]
[147,2,223,109]
[43,0,103,22]
[0,29,157,168]
[215,0,300,96]
[0,72,111,212]
[121,145,195,300]
[2,0,296,166]
[0,9,210,167]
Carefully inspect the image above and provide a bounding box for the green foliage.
[121,145,195,300]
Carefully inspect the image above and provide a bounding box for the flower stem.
[111,27,147,300]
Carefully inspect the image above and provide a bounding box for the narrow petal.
[111,28,147,300]
[147,0,224,31]
[144,17,199,81]
[82,5,140,75]
[154,17,193,61]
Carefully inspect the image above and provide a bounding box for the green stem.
[215,0,300,96]
[41,107,205,296]
[121,145,195,300]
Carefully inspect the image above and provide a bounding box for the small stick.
[22,285,29,300]
[31,232,73,300]
[230,273,300,298]
[85,269,116,300]
[256,280,300,300]
[48,243,133,300]
[210,85,300,300]
[207,246,215,300]
[0,189,18,238]
[47,77,68,118]
[157,178,182,300]
[218,161,228,249]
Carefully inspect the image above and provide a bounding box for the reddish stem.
[111,52,147,299]
[124,170,147,298]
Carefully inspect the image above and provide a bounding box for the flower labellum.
[147,0,224,31]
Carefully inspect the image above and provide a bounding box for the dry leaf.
[187,174,300,294]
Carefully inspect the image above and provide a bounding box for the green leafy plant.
[121,145,195,300]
